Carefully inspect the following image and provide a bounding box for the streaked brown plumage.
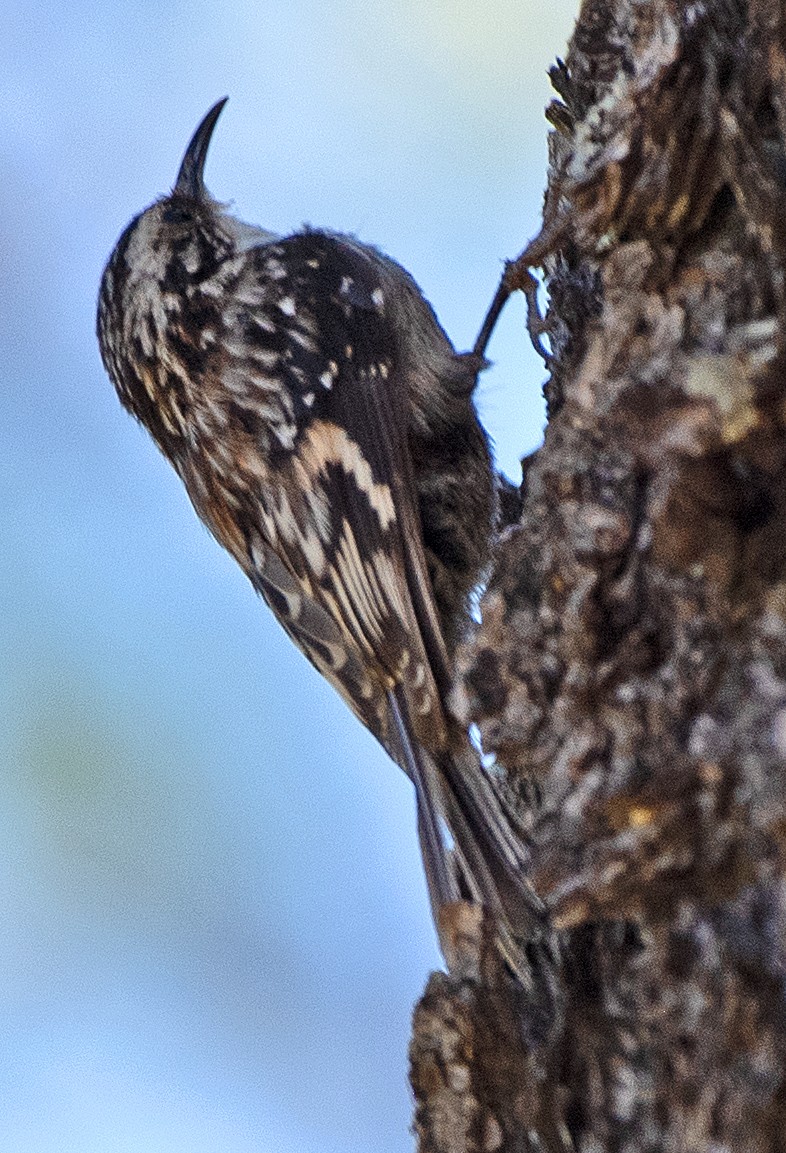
[97,99,543,984]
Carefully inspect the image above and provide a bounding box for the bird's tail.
[388,687,544,989]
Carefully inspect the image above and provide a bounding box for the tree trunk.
[409,1,786,1149]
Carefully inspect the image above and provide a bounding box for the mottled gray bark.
[409,1,786,1149]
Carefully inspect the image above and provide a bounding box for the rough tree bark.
[409,1,786,1149]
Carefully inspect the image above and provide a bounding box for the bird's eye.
[163,205,193,225]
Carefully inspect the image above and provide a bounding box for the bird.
[97,98,543,986]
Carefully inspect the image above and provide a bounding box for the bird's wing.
[222,230,456,753]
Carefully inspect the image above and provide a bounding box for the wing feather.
[225,231,451,750]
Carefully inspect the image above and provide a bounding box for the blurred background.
[1,3,576,1150]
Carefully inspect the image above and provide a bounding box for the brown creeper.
[97,99,543,984]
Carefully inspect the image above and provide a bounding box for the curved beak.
[174,97,228,199]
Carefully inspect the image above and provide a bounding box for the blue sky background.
[1,3,576,1150]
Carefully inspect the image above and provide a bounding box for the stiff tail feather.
[388,687,545,989]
